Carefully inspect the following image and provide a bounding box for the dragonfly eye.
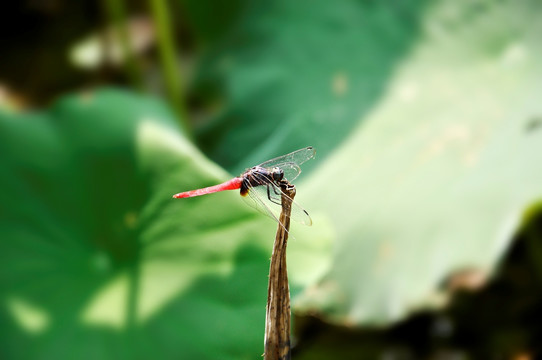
[272,167,284,181]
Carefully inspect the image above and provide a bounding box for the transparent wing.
[243,185,282,224]
[257,147,316,170]
[265,161,302,182]
[242,172,312,226]
[290,197,313,225]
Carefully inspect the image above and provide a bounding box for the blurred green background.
[1,0,542,359]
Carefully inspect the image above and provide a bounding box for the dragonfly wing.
[257,147,316,169]
[243,185,282,224]
[261,161,301,182]
[289,197,313,226]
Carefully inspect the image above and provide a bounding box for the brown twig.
[264,180,295,360]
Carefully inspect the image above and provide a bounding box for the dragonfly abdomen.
[173,177,243,198]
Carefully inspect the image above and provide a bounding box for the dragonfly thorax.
[240,166,285,196]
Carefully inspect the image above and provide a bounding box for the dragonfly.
[173,147,316,226]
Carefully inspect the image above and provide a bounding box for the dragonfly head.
[271,167,284,182]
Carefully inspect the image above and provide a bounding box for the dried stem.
[264,181,295,360]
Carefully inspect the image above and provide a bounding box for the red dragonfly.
[173,147,316,226]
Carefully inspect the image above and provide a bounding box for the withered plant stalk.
[264,181,295,360]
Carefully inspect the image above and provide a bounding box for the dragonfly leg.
[266,185,282,205]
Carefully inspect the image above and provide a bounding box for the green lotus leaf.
[0,89,314,359]
[188,0,542,325]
